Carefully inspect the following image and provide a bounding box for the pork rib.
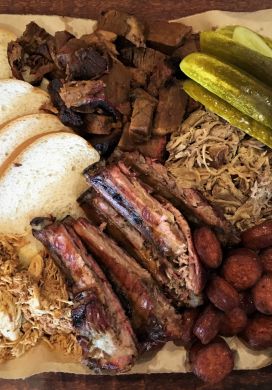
[32,218,137,372]
[70,217,184,349]
[116,151,239,244]
[83,161,204,297]
[79,189,202,307]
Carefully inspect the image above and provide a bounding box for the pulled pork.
[166,109,272,231]
[0,235,81,363]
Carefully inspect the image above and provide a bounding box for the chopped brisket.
[80,30,118,56]
[129,90,157,143]
[137,135,167,161]
[71,217,184,347]
[153,81,188,135]
[147,21,192,54]
[101,59,131,113]
[59,80,106,109]
[129,67,147,89]
[147,60,174,97]
[8,22,55,84]
[172,33,200,59]
[32,218,138,372]
[84,114,116,135]
[57,42,109,81]
[97,9,146,47]
[120,47,165,74]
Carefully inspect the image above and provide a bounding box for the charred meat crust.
[32,217,137,372]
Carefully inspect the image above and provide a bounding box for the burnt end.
[102,59,131,110]
[153,80,188,135]
[7,22,55,84]
[97,9,146,47]
[147,59,174,97]
[129,91,157,143]
[66,46,109,81]
[172,33,200,59]
[147,20,192,54]
[120,47,165,74]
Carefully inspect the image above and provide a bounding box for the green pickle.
[233,26,272,58]
[200,30,272,87]
[183,79,272,148]
[180,52,272,129]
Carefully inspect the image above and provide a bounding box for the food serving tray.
[1,1,272,389]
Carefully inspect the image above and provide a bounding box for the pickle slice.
[200,31,272,87]
[216,25,272,50]
[233,26,272,58]
[180,52,272,129]
[183,79,272,148]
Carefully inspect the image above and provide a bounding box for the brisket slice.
[32,218,137,372]
[71,217,184,349]
[78,189,202,307]
[83,161,204,296]
[117,151,239,244]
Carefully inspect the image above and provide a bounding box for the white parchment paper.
[0,9,272,379]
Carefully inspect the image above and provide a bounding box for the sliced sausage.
[219,307,247,337]
[179,308,199,347]
[206,276,239,312]
[193,305,221,344]
[193,226,222,269]
[252,274,272,314]
[189,338,234,384]
[222,249,262,290]
[240,314,272,350]
[260,247,272,273]
[241,220,272,250]
[238,291,256,316]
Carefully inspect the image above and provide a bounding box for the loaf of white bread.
[0,132,100,235]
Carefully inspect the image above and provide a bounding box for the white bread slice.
[0,28,17,79]
[0,132,100,235]
[0,113,71,174]
[0,79,50,126]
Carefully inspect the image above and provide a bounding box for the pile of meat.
[30,151,272,383]
[166,109,272,231]
[7,10,199,159]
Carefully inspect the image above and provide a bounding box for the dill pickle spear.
[216,25,272,50]
[180,52,272,129]
[200,31,272,87]
[183,79,272,148]
[233,26,272,58]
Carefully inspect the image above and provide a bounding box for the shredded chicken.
[166,109,272,231]
[0,235,81,363]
